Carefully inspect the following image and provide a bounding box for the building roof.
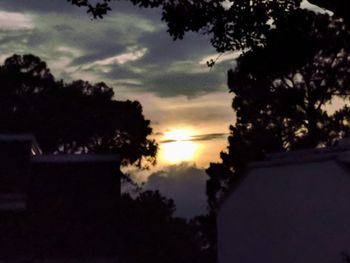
[0,133,42,155]
[248,138,350,169]
[32,154,120,163]
[0,193,26,211]
[218,138,350,210]
[0,134,35,141]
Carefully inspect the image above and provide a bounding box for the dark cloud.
[161,133,228,143]
[144,71,226,98]
[191,133,229,141]
[72,45,126,66]
[0,0,82,14]
[144,163,208,218]
[55,24,141,54]
[0,0,164,22]
[103,63,142,80]
[0,0,236,99]
[0,31,31,46]
[25,30,54,48]
[53,24,75,34]
[139,31,212,66]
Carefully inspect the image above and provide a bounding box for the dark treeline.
[207,8,350,208]
[205,8,350,261]
[0,54,156,168]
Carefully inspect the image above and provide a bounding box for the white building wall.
[218,160,350,263]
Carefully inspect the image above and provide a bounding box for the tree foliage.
[0,54,157,168]
[207,9,350,208]
[66,0,350,53]
[308,0,350,25]
[117,190,211,263]
[68,0,350,29]
[68,0,303,52]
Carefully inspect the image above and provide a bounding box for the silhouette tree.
[117,190,210,263]
[0,54,157,168]
[308,0,350,25]
[68,0,350,29]
[68,0,301,53]
[207,9,350,208]
[189,212,218,263]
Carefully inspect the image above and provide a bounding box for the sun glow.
[160,129,199,164]
[165,129,192,141]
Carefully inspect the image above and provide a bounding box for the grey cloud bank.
[0,0,235,98]
[145,163,208,218]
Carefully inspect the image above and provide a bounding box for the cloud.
[192,133,228,141]
[199,50,243,66]
[0,1,236,99]
[143,71,227,98]
[0,0,235,173]
[108,48,148,65]
[0,0,239,100]
[144,163,208,218]
[139,31,213,66]
[83,48,148,69]
[160,132,228,143]
[0,0,81,14]
[114,78,143,86]
[0,11,34,30]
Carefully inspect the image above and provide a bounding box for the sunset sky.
[0,0,324,217]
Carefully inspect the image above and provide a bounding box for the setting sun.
[159,129,199,164]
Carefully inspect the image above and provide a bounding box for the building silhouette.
[0,134,121,262]
[218,139,350,263]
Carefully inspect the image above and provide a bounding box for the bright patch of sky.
[301,0,333,14]
[199,50,243,66]
[86,48,148,67]
[0,11,34,30]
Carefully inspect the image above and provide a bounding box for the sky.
[0,0,325,218]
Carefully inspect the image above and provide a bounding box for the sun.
[160,129,199,164]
